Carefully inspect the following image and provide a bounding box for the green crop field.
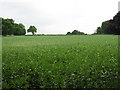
[2,35,118,88]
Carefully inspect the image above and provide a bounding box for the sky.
[0,0,119,34]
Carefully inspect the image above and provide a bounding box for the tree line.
[1,18,37,35]
[66,11,120,35]
[94,11,120,35]
[1,11,120,35]
[66,30,87,35]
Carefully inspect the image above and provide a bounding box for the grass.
[2,35,118,88]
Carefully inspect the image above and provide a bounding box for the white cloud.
[0,0,119,34]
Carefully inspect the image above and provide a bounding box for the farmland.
[2,35,118,88]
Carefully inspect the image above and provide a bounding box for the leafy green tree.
[96,27,101,34]
[101,21,109,34]
[95,11,120,35]
[71,30,80,35]
[105,11,120,35]
[13,23,26,35]
[67,30,86,35]
[2,18,15,35]
[27,25,37,35]
[71,30,85,35]
[66,32,71,35]
[80,32,85,35]
[96,21,109,34]
[2,17,26,35]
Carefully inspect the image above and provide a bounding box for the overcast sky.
[0,0,119,34]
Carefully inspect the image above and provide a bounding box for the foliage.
[13,23,26,35]
[66,32,71,35]
[27,26,37,35]
[95,11,120,35]
[2,35,118,88]
[1,18,26,35]
[67,30,86,35]
[105,11,120,35]
[2,18,15,35]
[96,27,101,34]
[96,21,109,34]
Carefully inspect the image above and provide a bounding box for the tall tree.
[96,27,101,34]
[95,11,120,35]
[27,25,37,35]
[13,23,26,35]
[2,18,15,35]
[96,21,109,34]
[2,17,26,35]
[101,21,109,34]
[105,11,120,35]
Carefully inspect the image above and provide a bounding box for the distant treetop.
[66,30,86,35]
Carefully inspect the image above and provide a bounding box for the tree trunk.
[32,32,34,35]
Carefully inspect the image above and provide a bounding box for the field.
[2,35,118,88]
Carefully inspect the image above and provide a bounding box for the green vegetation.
[27,25,37,35]
[95,11,120,35]
[96,21,109,34]
[2,35,118,88]
[66,30,86,35]
[1,18,37,35]
[1,11,120,36]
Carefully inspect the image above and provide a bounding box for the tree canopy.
[1,18,26,35]
[27,26,37,35]
[66,30,86,35]
[95,11,120,35]
[13,23,26,35]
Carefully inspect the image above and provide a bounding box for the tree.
[66,32,71,35]
[72,30,80,35]
[27,25,37,35]
[2,18,15,35]
[66,30,86,35]
[96,27,101,34]
[13,23,26,35]
[80,32,85,35]
[105,11,120,35]
[71,30,85,35]
[96,21,109,34]
[95,11,120,35]
[2,17,26,35]
[101,21,109,34]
